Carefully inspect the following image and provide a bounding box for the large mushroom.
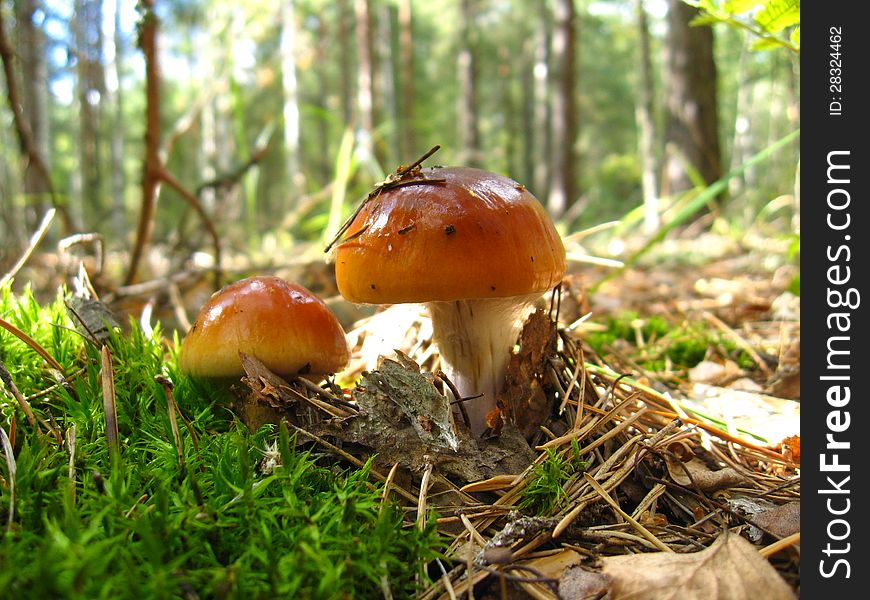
[180,276,349,380]
[334,166,565,435]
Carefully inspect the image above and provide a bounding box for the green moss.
[520,441,586,515]
[0,282,443,599]
[586,310,762,374]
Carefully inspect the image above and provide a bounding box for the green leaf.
[790,26,800,49]
[750,36,786,51]
[723,0,764,15]
[690,14,724,26]
[755,0,800,33]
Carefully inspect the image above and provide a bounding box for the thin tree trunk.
[15,0,51,206]
[457,0,481,167]
[499,44,518,177]
[532,6,551,200]
[105,0,126,238]
[635,0,659,233]
[315,18,332,182]
[337,0,353,127]
[74,0,105,226]
[281,0,301,196]
[663,0,722,195]
[355,0,375,158]
[126,0,162,285]
[728,38,753,197]
[0,4,72,233]
[376,2,396,167]
[547,0,577,217]
[398,0,414,159]
[521,37,536,188]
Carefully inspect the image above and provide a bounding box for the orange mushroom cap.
[334,166,566,304]
[180,276,349,378]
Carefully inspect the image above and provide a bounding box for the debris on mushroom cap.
[180,276,349,378]
[334,166,566,304]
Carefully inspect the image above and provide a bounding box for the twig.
[126,0,161,286]
[195,139,271,195]
[1,209,56,286]
[100,346,119,456]
[0,362,37,427]
[158,167,222,288]
[583,472,672,552]
[155,375,185,468]
[324,145,443,252]
[66,424,77,503]
[287,423,419,503]
[0,424,16,531]
[0,317,66,374]
[759,531,800,558]
[417,459,434,532]
[0,12,72,233]
[702,310,772,377]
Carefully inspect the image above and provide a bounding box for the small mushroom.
[180,276,349,379]
[334,166,565,435]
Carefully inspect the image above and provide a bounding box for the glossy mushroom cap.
[334,166,566,304]
[180,276,349,378]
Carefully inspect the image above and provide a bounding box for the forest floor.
[1,227,800,598]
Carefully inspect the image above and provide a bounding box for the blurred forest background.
[0,0,799,304]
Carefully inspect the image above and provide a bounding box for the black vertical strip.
[804,3,867,596]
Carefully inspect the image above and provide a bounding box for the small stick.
[0,423,16,530]
[0,362,36,427]
[100,346,119,456]
[379,462,400,515]
[702,311,772,377]
[583,472,672,552]
[288,424,419,503]
[157,376,185,468]
[67,424,77,503]
[0,317,67,374]
[759,531,800,558]
[0,208,56,286]
[324,145,443,252]
[417,459,434,532]
[436,370,471,428]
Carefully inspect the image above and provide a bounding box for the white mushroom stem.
[426,294,541,436]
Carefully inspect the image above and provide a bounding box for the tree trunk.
[105,0,126,238]
[375,2,396,167]
[547,0,577,217]
[74,0,106,226]
[337,0,353,127]
[520,37,536,188]
[727,39,753,197]
[354,0,375,158]
[281,0,302,196]
[15,0,51,209]
[398,0,415,159]
[457,0,481,167]
[635,0,659,233]
[663,0,722,196]
[532,6,551,201]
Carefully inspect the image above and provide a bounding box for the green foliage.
[687,0,800,52]
[0,283,443,599]
[520,441,586,515]
[586,311,756,372]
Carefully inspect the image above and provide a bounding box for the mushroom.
[334,166,565,435]
[180,276,349,380]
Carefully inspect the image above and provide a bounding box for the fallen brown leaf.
[665,456,747,492]
[572,532,794,599]
[753,501,800,540]
[520,533,795,600]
